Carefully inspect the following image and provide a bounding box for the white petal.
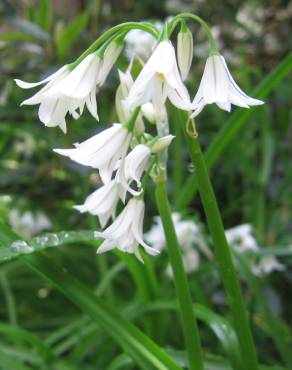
[167,85,194,111]
[97,239,116,254]
[202,56,216,104]
[14,66,68,89]
[213,55,229,102]
[216,101,231,111]
[61,55,100,99]
[86,88,99,121]
[147,41,175,75]
[221,56,264,107]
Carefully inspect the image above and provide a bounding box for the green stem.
[155,180,204,370]
[169,13,218,53]
[171,112,184,202]
[184,131,259,370]
[70,22,158,68]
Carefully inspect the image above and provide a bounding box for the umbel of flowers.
[15,16,263,261]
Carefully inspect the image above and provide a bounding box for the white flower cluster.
[146,218,285,277]
[225,224,285,277]
[145,213,213,275]
[9,208,52,239]
[15,19,264,261]
[54,122,174,262]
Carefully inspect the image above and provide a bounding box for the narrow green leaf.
[6,17,50,41]
[37,0,52,32]
[236,254,292,368]
[0,33,34,42]
[55,12,89,59]
[23,254,181,370]
[0,322,54,361]
[0,348,31,370]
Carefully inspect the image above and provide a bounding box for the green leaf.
[0,322,54,361]
[235,254,292,368]
[176,52,292,210]
[37,0,52,32]
[0,33,34,42]
[0,225,97,263]
[6,17,49,41]
[126,300,242,370]
[23,254,181,370]
[0,348,31,370]
[55,12,89,60]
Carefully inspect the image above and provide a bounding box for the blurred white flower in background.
[124,22,163,61]
[146,218,285,277]
[253,256,285,276]
[226,224,285,277]
[236,3,264,37]
[125,29,157,61]
[225,224,258,253]
[145,213,212,275]
[9,209,52,239]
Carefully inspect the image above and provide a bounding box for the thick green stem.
[155,180,204,370]
[184,132,259,370]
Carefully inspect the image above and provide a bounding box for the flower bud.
[177,22,193,81]
[151,135,175,154]
[141,102,156,123]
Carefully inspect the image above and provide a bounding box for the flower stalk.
[183,120,259,370]
[155,179,204,370]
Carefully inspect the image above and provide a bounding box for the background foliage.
[0,0,291,369]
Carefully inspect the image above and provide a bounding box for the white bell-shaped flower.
[54,123,132,183]
[95,198,159,262]
[15,66,70,132]
[192,54,264,117]
[15,41,123,132]
[74,180,121,228]
[126,40,194,113]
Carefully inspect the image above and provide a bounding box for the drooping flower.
[192,54,264,117]
[126,40,194,113]
[95,198,160,261]
[177,22,193,81]
[15,41,123,132]
[54,123,132,183]
[74,180,122,228]
[15,66,70,132]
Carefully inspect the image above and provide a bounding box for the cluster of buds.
[15,16,263,261]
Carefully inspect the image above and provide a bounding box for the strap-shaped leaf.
[23,253,181,370]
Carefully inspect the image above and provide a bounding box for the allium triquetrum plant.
[15,13,265,370]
